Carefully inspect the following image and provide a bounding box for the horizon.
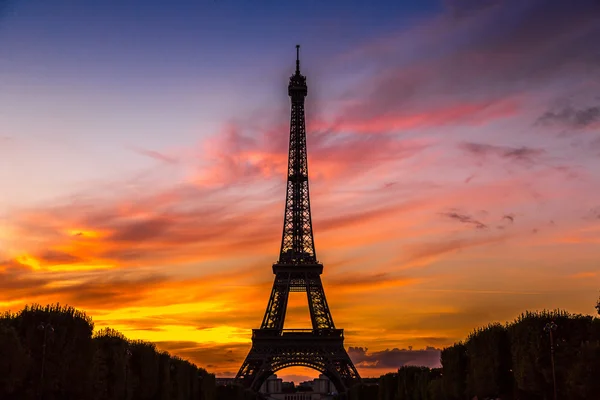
[2,0,600,385]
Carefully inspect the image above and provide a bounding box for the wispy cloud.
[348,346,441,369]
[401,235,509,269]
[536,105,600,129]
[327,273,419,293]
[128,146,179,164]
[439,211,487,230]
[460,142,545,166]
[502,214,515,223]
[335,0,600,135]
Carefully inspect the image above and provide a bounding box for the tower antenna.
[296,44,300,74]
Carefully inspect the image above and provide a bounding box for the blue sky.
[0,0,441,208]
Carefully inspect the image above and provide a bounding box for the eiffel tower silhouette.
[235,46,361,394]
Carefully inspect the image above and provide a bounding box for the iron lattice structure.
[235,46,361,394]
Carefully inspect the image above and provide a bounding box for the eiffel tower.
[235,46,361,394]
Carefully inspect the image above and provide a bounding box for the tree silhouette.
[0,304,216,400]
[2,303,600,400]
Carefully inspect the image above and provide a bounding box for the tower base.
[236,329,361,393]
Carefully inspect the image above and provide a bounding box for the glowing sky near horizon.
[1,0,600,383]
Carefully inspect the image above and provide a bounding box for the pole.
[550,330,557,400]
[124,348,131,400]
[544,321,558,400]
[39,327,47,400]
[124,362,128,400]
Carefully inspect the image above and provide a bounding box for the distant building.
[260,374,283,393]
[276,394,319,400]
[215,377,236,386]
[259,374,336,400]
[310,374,336,395]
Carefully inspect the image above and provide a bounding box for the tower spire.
[296,44,300,74]
[279,45,313,265]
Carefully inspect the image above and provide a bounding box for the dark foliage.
[215,384,244,400]
[2,304,600,400]
[566,341,600,399]
[377,372,398,400]
[374,367,442,400]
[508,310,593,400]
[347,382,378,400]
[0,304,216,400]
[465,323,513,399]
[0,321,29,396]
[356,310,600,400]
[441,343,467,400]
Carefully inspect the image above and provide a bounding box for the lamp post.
[543,321,558,400]
[170,363,177,399]
[37,322,54,400]
[198,373,203,400]
[124,347,132,400]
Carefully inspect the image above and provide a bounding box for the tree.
[441,343,467,400]
[9,303,95,400]
[378,372,398,400]
[465,323,513,399]
[0,323,29,397]
[90,328,129,400]
[566,342,600,400]
[348,383,379,400]
[509,310,593,400]
[198,369,216,400]
[128,339,160,399]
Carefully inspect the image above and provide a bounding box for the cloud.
[109,217,173,242]
[460,142,545,166]
[536,105,600,129]
[154,341,250,373]
[129,147,179,164]
[348,347,441,369]
[584,207,600,220]
[193,122,431,187]
[38,250,82,265]
[0,258,173,310]
[334,0,600,136]
[401,235,508,268]
[570,271,597,279]
[439,211,487,230]
[312,100,520,135]
[4,182,283,272]
[318,203,413,233]
[327,273,419,293]
[502,214,515,223]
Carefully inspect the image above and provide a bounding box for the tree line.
[2,302,599,400]
[346,305,600,400]
[0,303,222,400]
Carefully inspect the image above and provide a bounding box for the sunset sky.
[1,0,600,383]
